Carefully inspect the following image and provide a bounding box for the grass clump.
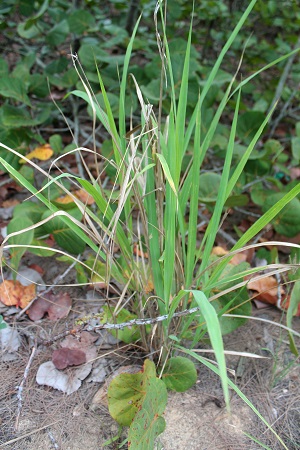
[1,0,300,448]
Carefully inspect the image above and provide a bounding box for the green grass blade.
[176,18,193,163]
[232,47,300,97]
[199,0,257,105]
[226,105,276,197]
[119,15,142,147]
[0,156,99,254]
[161,111,177,302]
[187,290,230,411]
[197,89,241,278]
[208,183,300,289]
[185,97,201,287]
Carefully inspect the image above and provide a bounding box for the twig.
[14,346,37,431]
[275,271,282,310]
[268,36,300,114]
[216,228,237,246]
[197,212,237,245]
[82,306,202,331]
[268,36,300,138]
[0,421,61,448]
[15,259,79,319]
[45,286,300,344]
[269,85,300,139]
[70,97,85,179]
[47,430,60,449]
[0,178,11,187]
[234,207,261,218]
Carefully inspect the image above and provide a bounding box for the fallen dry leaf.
[27,291,71,321]
[133,243,149,259]
[19,144,53,164]
[0,324,20,357]
[0,280,36,308]
[2,199,20,208]
[60,331,98,363]
[52,347,86,370]
[28,264,44,275]
[211,246,254,265]
[212,246,228,256]
[74,189,95,205]
[54,194,74,204]
[247,276,284,306]
[290,167,300,180]
[55,189,95,206]
[36,360,92,395]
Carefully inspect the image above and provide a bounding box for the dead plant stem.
[14,345,37,431]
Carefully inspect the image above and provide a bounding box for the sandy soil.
[1,296,300,450]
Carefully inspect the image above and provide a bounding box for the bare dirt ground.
[1,275,299,450]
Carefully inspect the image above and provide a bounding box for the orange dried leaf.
[2,199,20,208]
[74,189,95,205]
[212,246,228,256]
[247,276,284,306]
[0,280,36,308]
[133,243,149,259]
[19,284,36,308]
[144,278,154,294]
[55,194,74,204]
[20,144,53,164]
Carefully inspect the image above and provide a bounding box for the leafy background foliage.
[1,0,300,236]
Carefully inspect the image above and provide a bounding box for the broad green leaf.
[13,201,47,225]
[0,58,8,77]
[237,111,267,144]
[17,22,41,39]
[0,156,101,258]
[291,136,300,161]
[128,377,167,449]
[28,74,48,98]
[78,44,124,71]
[49,134,63,154]
[27,239,57,257]
[68,10,96,34]
[224,194,248,207]
[108,359,167,441]
[41,209,86,255]
[23,0,49,30]
[0,130,29,171]
[45,57,69,75]
[102,306,141,344]
[0,105,51,128]
[199,172,221,203]
[7,216,34,275]
[162,356,197,392]
[46,20,69,47]
[262,193,300,237]
[0,315,7,330]
[108,370,144,426]
[0,76,31,106]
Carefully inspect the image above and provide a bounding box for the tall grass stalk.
[1,0,300,444]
